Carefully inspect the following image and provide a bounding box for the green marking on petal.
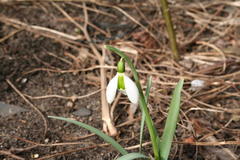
[117,74,125,90]
[117,58,125,73]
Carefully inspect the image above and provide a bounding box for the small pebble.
[44,138,49,143]
[64,83,70,88]
[190,79,205,91]
[61,90,66,94]
[21,78,28,84]
[0,102,28,117]
[32,153,39,158]
[86,104,91,109]
[72,108,92,117]
[66,101,74,108]
[88,116,93,121]
[191,79,205,87]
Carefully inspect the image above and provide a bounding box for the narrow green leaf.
[48,116,128,155]
[117,152,148,160]
[155,136,162,158]
[159,79,184,160]
[139,113,146,152]
[140,76,152,152]
[144,76,152,103]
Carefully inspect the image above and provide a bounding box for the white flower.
[106,72,139,104]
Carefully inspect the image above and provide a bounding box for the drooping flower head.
[106,58,139,104]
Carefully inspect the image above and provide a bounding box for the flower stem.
[159,0,180,61]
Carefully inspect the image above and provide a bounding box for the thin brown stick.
[126,139,240,151]
[67,2,116,18]
[0,150,25,160]
[0,28,23,43]
[197,41,226,72]
[24,65,191,80]
[113,5,161,46]
[110,93,121,120]
[36,143,110,160]
[6,79,48,137]
[0,15,85,50]
[24,89,101,101]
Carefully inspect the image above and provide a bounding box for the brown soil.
[1,1,240,160]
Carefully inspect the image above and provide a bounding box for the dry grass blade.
[0,15,82,41]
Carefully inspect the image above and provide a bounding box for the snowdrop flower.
[106,58,139,104]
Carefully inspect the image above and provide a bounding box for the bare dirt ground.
[1,1,240,159]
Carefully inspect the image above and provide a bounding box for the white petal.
[106,74,118,104]
[124,75,139,104]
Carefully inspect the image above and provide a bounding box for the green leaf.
[159,79,184,160]
[48,116,128,155]
[144,76,152,103]
[117,152,148,160]
[139,113,146,152]
[140,76,152,152]
[155,136,161,158]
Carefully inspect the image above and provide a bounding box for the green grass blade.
[144,76,152,103]
[156,136,161,157]
[117,152,148,160]
[48,116,128,155]
[105,45,160,159]
[139,113,146,152]
[159,79,184,160]
[140,76,152,152]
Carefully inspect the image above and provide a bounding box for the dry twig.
[6,79,48,137]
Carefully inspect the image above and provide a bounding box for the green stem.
[159,0,180,61]
[105,45,160,160]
